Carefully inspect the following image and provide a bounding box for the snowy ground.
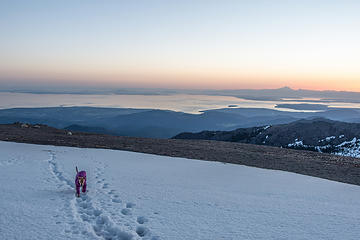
[1,141,360,240]
[287,136,360,158]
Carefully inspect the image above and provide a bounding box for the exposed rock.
[0,122,359,186]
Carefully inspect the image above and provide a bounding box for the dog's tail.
[76,166,79,174]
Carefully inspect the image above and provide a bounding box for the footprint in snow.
[137,216,148,224]
[112,198,122,203]
[126,202,136,208]
[121,208,132,215]
[136,226,150,237]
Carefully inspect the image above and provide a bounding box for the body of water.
[0,92,359,114]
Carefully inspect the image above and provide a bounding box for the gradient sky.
[1,0,359,91]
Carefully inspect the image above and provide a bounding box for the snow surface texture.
[287,136,360,158]
[335,137,360,158]
[1,141,360,240]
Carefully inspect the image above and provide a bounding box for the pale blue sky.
[1,0,359,90]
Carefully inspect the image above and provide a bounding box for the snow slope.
[1,141,360,240]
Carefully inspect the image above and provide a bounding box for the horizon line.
[1,85,360,94]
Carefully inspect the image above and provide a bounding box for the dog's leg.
[82,182,87,193]
[76,184,80,197]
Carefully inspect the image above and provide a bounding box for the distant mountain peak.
[278,86,294,90]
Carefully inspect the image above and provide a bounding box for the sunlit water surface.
[1,92,359,114]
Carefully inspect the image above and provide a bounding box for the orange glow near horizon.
[1,67,359,92]
[1,1,360,92]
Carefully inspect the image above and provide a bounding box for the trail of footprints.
[94,166,153,238]
[47,151,157,240]
[0,154,25,166]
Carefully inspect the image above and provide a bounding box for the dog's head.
[78,176,85,186]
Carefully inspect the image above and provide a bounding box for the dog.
[75,166,87,197]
